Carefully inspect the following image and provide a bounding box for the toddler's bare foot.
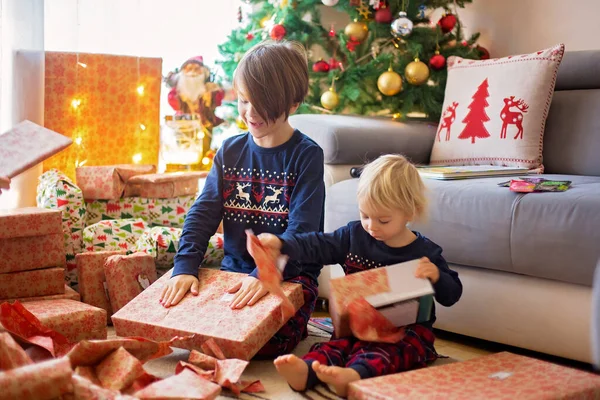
[274,354,308,391]
[312,361,361,397]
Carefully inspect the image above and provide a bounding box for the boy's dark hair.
[233,40,309,123]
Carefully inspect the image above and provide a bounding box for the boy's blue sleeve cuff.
[249,268,259,279]
[172,259,201,278]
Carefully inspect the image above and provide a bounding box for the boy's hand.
[257,233,283,251]
[227,276,268,309]
[159,274,200,308]
[0,176,10,195]
[414,257,440,284]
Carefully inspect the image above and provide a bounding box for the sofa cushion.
[326,175,600,287]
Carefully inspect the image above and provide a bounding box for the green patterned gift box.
[36,169,86,288]
[85,195,195,228]
[83,218,148,252]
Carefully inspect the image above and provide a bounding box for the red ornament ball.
[476,45,490,60]
[312,60,330,73]
[429,53,446,70]
[270,24,286,40]
[246,33,254,41]
[375,7,393,24]
[438,13,457,33]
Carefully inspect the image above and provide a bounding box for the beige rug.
[142,326,458,400]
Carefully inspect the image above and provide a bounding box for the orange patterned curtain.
[44,52,162,180]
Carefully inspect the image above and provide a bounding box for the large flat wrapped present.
[0,299,107,342]
[85,194,195,228]
[104,252,157,314]
[76,164,156,200]
[124,171,206,198]
[76,250,127,323]
[36,169,86,286]
[0,234,65,274]
[0,207,62,239]
[0,120,72,179]
[0,267,65,300]
[112,268,304,360]
[83,218,148,252]
[4,285,79,303]
[347,352,600,400]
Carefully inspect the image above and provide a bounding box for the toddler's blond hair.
[357,154,427,220]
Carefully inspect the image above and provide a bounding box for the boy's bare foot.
[312,361,361,397]
[274,354,308,391]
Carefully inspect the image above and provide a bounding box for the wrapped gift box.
[76,164,156,200]
[83,218,148,252]
[0,267,65,300]
[104,252,157,314]
[0,357,73,400]
[124,171,206,198]
[204,233,224,268]
[0,299,107,342]
[135,226,181,267]
[112,268,304,360]
[5,285,80,303]
[85,194,195,228]
[76,250,127,323]
[348,352,600,400]
[36,169,87,286]
[0,207,62,240]
[0,233,65,274]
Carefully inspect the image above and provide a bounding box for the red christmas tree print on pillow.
[500,96,529,139]
[458,78,491,144]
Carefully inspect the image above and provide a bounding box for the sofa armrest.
[289,114,438,165]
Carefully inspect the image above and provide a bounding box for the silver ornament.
[321,0,339,5]
[391,11,413,37]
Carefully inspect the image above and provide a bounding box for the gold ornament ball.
[405,59,430,85]
[344,21,369,42]
[320,88,340,110]
[377,69,403,96]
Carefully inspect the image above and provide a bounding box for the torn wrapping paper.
[36,169,87,286]
[76,250,126,323]
[347,297,406,343]
[112,268,304,360]
[85,194,195,228]
[0,357,73,400]
[96,346,147,391]
[0,267,65,300]
[347,352,600,400]
[104,252,158,314]
[0,332,33,370]
[5,284,80,304]
[0,120,72,179]
[134,368,222,400]
[76,164,156,200]
[83,218,148,252]
[0,207,62,239]
[0,299,107,345]
[124,171,206,198]
[0,233,65,274]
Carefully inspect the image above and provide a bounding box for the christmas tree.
[457,78,490,143]
[217,0,487,122]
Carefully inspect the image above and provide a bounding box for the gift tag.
[489,371,513,380]
[137,274,151,290]
[220,293,235,302]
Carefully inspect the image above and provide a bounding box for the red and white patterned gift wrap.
[135,226,182,267]
[76,164,156,200]
[83,218,148,252]
[104,252,157,314]
[0,207,62,240]
[0,299,107,342]
[76,250,127,323]
[85,194,195,228]
[4,285,80,304]
[0,233,65,274]
[329,267,391,338]
[0,357,73,400]
[112,268,304,360]
[205,233,225,268]
[348,351,600,399]
[124,171,206,198]
[36,169,87,286]
[0,267,65,300]
[134,368,221,400]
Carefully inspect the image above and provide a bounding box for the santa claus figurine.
[165,56,224,130]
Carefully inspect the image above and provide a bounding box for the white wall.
[0,0,45,209]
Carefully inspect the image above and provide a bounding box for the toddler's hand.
[414,257,440,284]
[227,276,268,309]
[0,176,10,195]
[159,274,199,308]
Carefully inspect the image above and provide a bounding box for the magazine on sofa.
[417,165,531,180]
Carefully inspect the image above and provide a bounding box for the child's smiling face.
[237,90,298,142]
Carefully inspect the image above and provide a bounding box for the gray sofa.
[290,49,600,364]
